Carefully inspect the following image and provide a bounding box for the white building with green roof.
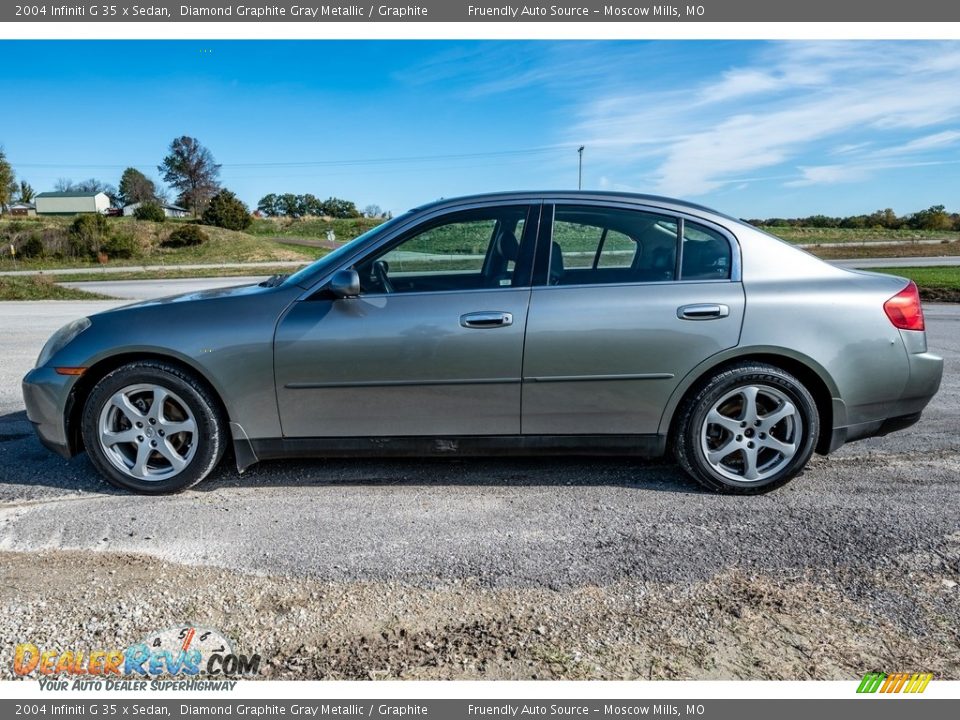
[34,191,111,216]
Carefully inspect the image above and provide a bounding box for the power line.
[12,146,569,171]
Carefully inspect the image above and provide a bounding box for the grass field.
[248,216,382,244]
[0,216,316,272]
[41,265,309,283]
[757,226,959,245]
[806,240,960,260]
[0,275,114,301]
[870,266,960,302]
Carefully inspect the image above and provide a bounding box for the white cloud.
[571,42,960,196]
[697,69,781,104]
[785,165,871,187]
[874,130,960,157]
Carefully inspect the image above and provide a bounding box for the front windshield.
[283,212,412,288]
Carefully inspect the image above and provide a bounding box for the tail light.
[884,280,925,331]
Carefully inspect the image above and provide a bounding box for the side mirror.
[328,268,360,298]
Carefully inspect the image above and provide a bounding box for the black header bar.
[4,1,959,23]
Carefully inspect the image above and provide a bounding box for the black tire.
[672,362,819,494]
[81,360,226,493]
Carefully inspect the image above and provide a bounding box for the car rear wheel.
[81,361,226,493]
[673,362,819,494]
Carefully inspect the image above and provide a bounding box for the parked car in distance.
[22,192,943,494]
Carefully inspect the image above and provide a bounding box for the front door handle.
[460,311,514,329]
[677,303,730,320]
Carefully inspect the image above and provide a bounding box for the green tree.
[69,214,109,257]
[18,180,35,203]
[867,208,901,229]
[909,205,951,231]
[163,224,208,248]
[159,136,221,215]
[118,168,158,206]
[0,147,16,212]
[321,196,361,218]
[202,189,251,231]
[257,193,281,217]
[133,201,166,223]
[299,193,323,216]
[279,193,301,217]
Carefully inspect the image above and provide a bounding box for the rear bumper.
[22,366,78,459]
[826,350,943,452]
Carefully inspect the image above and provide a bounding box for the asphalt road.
[832,255,960,268]
[0,261,305,277]
[60,276,267,300]
[0,298,957,589]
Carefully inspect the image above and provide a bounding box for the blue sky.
[2,40,959,218]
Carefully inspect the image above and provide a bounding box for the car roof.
[410,191,741,224]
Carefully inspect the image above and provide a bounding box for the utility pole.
[577,146,585,190]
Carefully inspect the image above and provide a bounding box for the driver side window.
[356,207,529,294]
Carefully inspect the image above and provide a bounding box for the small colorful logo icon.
[14,624,260,678]
[857,672,933,694]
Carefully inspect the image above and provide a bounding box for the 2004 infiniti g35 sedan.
[22,192,943,494]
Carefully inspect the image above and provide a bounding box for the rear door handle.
[677,303,730,320]
[460,311,514,329]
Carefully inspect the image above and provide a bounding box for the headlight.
[36,317,91,368]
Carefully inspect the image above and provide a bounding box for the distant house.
[7,202,36,217]
[123,202,190,219]
[35,191,111,216]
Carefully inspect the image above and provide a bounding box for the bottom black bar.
[1,699,957,720]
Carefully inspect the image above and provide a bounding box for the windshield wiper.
[258,273,289,288]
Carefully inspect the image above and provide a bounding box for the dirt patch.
[919,287,960,303]
[809,240,960,259]
[2,549,957,681]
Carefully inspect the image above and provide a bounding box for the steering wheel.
[372,260,394,293]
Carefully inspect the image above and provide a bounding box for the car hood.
[102,280,270,312]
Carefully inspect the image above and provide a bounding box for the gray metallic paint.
[21,191,944,469]
[521,281,745,434]
[274,287,531,436]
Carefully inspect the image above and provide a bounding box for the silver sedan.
[22,192,943,494]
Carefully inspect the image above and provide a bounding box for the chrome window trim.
[337,285,534,301]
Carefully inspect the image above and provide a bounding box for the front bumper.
[22,366,80,459]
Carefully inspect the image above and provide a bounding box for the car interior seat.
[549,242,565,285]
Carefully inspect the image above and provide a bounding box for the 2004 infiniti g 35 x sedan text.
[22,192,943,494]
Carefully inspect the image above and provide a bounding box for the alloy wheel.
[97,383,198,481]
[699,384,802,483]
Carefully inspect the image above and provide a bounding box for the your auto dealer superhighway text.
[179,4,428,17]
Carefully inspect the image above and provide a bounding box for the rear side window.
[681,221,731,280]
[549,206,679,286]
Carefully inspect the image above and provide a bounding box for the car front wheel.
[673,362,819,494]
[81,360,226,493]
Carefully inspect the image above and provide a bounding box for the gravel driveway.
[1,297,957,680]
